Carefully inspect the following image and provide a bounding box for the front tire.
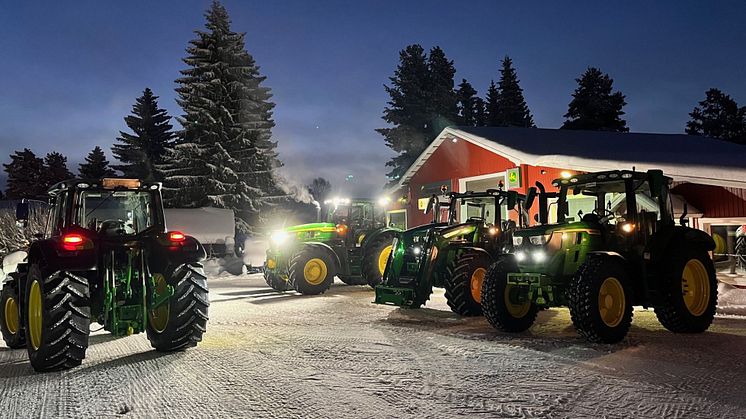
[1,281,25,349]
[147,263,209,352]
[444,250,491,316]
[264,270,289,292]
[289,247,335,295]
[654,248,717,333]
[482,256,538,332]
[569,256,633,343]
[24,264,91,372]
[362,233,396,288]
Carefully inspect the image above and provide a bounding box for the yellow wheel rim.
[470,268,486,303]
[378,245,393,275]
[303,258,328,285]
[598,277,625,327]
[682,259,710,316]
[504,284,531,318]
[4,296,19,335]
[149,274,170,333]
[28,281,43,350]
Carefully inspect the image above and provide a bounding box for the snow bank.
[718,281,746,316]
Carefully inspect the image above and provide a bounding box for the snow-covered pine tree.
[113,88,175,181]
[377,44,431,185]
[79,146,116,179]
[3,149,46,198]
[426,46,459,137]
[456,79,480,126]
[485,81,500,126]
[160,1,283,232]
[493,57,535,128]
[43,152,73,188]
[561,67,628,132]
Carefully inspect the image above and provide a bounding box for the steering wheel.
[593,208,615,224]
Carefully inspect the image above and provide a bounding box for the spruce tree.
[474,97,486,127]
[308,177,332,203]
[456,79,480,126]
[492,57,535,127]
[160,1,282,232]
[484,81,500,126]
[113,88,175,181]
[43,152,73,188]
[79,146,116,179]
[561,67,628,132]
[686,88,746,145]
[3,149,46,198]
[377,44,431,184]
[426,46,459,137]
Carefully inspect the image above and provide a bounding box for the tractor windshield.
[76,190,157,235]
[561,179,663,225]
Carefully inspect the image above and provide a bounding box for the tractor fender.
[361,228,399,254]
[454,246,494,262]
[587,250,626,260]
[649,225,715,263]
[299,242,341,271]
[148,234,207,276]
[27,239,97,274]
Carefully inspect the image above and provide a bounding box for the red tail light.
[61,233,91,251]
[335,224,348,236]
[168,231,186,242]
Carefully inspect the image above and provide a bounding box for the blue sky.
[1,1,745,196]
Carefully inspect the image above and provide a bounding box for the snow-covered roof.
[396,126,746,189]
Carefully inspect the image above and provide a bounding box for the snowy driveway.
[1,274,746,418]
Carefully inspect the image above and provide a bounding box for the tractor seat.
[99,219,125,237]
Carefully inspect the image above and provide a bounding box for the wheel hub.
[504,284,531,318]
[470,268,486,303]
[4,296,19,335]
[149,274,170,333]
[28,280,43,350]
[598,277,625,327]
[378,245,393,275]
[303,258,328,285]
[681,259,710,316]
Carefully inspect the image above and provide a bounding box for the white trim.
[392,127,746,191]
[386,209,407,229]
[458,171,507,193]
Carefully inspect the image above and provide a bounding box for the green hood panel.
[284,222,337,233]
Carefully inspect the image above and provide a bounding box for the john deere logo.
[507,168,521,189]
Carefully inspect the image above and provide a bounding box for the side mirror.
[524,187,537,210]
[15,201,29,227]
[679,203,689,226]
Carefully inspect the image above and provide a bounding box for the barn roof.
[396,126,746,189]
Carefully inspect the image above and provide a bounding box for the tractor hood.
[512,220,602,274]
[269,222,338,248]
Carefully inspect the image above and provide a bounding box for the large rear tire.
[444,250,491,316]
[362,233,396,288]
[24,264,91,372]
[289,247,335,295]
[569,256,633,343]
[1,281,25,349]
[654,248,717,333]
[482,256,538,332]
[147,263,209,351]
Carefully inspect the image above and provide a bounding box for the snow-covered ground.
[2,274,746,418]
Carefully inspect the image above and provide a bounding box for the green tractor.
[375,188,528,315]
[481,169,718,343]
[264,198,399,295]
[0,178,209,372]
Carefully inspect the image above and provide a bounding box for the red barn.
[384,126,746,257]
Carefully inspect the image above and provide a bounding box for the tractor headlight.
[270,231,289,246]
[532,250,547,262]
[529,234,551,246]
[513,236,523,246]
[515,251,527,262]
[413,246,422,255]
